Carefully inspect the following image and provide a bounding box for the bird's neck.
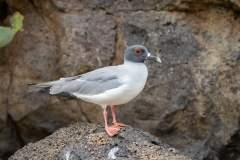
[123,59,145,65]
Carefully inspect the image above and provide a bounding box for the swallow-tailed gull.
[27,44,161,136]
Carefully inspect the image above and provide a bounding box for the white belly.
[73,63,148,106]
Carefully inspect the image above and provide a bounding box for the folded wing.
[28,66,124,97]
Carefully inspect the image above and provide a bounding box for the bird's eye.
[134,48,142,54]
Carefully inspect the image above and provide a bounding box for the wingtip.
[21,83,36,87]
[27,83,38,86]
[28,87,48,93]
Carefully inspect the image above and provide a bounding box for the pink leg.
[111,105,130,127]
[103,107,120,136]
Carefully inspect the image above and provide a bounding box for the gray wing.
[29,66,125,96]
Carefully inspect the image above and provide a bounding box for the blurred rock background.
[0,0,240,159]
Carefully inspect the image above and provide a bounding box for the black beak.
[146,53,161,63]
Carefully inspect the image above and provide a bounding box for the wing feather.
[29,66,125,96]
[51,66,123,95]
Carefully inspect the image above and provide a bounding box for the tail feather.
[28,86,76,98]
[26,78,77,98]
[27,80,59,88]
[28,87,51,94]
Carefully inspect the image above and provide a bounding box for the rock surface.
[0,0,240,159]
[9,122,190,160]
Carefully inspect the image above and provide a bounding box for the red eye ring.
[134,48,142,54]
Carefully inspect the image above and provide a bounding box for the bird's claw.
[113,122,131,127]
[105,126,120,137]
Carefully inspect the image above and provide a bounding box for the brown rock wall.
[0,0,240,159]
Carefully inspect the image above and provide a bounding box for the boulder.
[9,122,190,160]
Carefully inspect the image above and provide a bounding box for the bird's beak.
[146,53,161,63]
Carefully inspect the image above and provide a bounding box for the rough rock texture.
[9,122,190,160]
[0,0,240,159]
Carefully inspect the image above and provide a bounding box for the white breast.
[73,62,148,107]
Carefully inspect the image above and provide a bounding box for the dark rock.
[0,68,22,159]
[9,122,191,160]
[0,114,22,160]
[219,129,240,160]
